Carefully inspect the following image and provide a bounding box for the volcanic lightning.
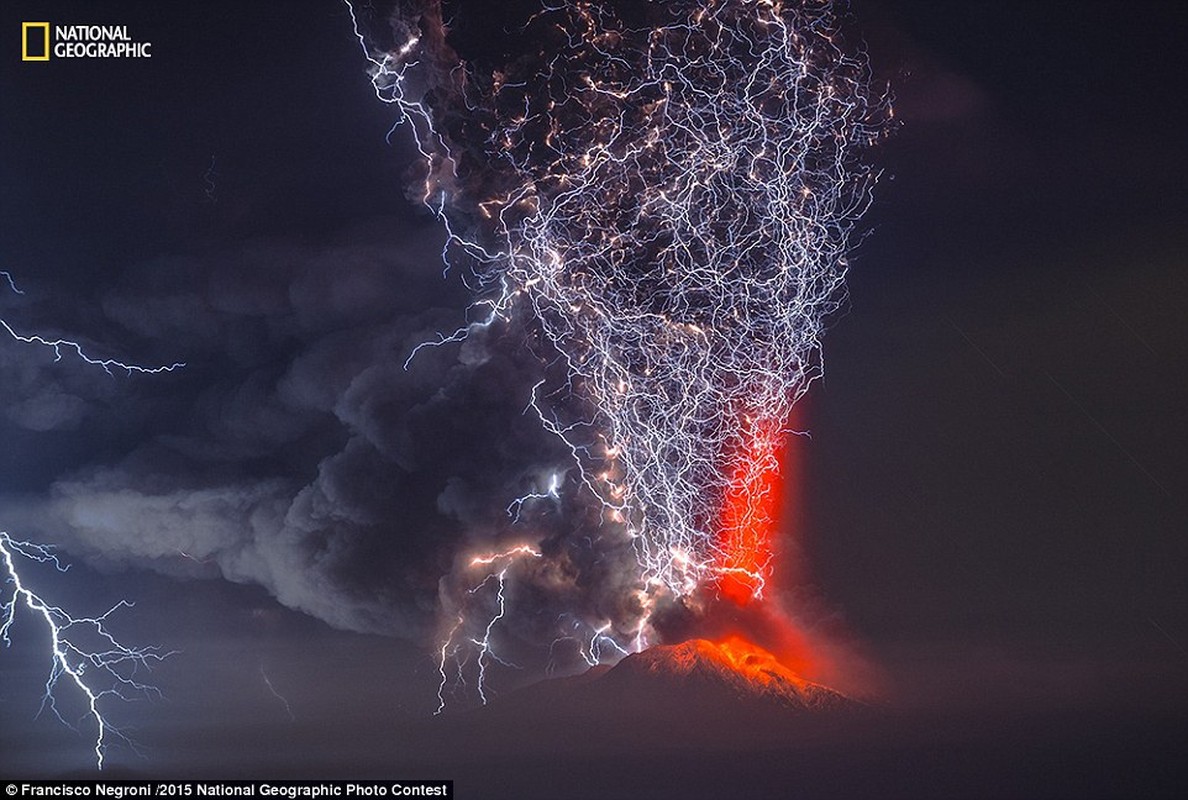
[0,318,185,375]
[435,544,543,712]
[0,532,171,769]
[2,275,181,767]
[350,0,888,700]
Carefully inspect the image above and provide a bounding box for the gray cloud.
[4,222,642,661]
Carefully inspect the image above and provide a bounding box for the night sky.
[2,1,1185,797]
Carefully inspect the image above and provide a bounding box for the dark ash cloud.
[0,225,550,640]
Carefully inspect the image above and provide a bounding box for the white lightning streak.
[259,662,296,721]
[203,154,218,204]
[435,545,542,710]
[0,531,171,769]
[506,471,563,522]
[1,318,185,375]
[2,271,183,766]
[1,271,24,295]
[1,269,184,375]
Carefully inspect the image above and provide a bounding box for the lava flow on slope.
[623,637,853,711]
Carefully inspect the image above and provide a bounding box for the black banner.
[3,783,451,800]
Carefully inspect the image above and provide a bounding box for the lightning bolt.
[506,470,563,523]
[581,622,632,668]
[1,270,185,376]
[259,662,296,721]
[1,318,185,376]
[1,270,25,295]
[435,545,542,712]
[2,271,183,768]
[203,154,218,204]
[0,531,172,769]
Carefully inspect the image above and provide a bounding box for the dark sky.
[1,0,1185,795]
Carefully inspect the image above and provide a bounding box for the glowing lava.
[709,636,816,692]
[714,417,787,604]
[625,636,852,711]
[699,406,840,688]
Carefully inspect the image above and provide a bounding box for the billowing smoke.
[3,237,574,641]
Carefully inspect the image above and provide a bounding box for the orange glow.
[711,635,814,689]
[469,544,542,567]
[699,405,840,686]
[714,407,804,604]
[663,401,876,698]
[715,423,781,603]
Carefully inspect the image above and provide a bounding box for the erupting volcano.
[612,637,852,711]
[653,407,846,696]
[350,0,889,704]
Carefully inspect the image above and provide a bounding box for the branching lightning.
[350,0,887,702]
[435,544,542,712]
[1,272,185,375]
[0,532,171,769]
[506,470,563,522]
[2,273,182,767]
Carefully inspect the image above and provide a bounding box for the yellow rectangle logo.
[22,22,50,61]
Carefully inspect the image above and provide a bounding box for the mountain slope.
[599,637,855,713]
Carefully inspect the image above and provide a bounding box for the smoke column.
[349,0,888,694]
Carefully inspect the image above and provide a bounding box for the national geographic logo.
[21,23,153,61]
[20,22,48,60]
